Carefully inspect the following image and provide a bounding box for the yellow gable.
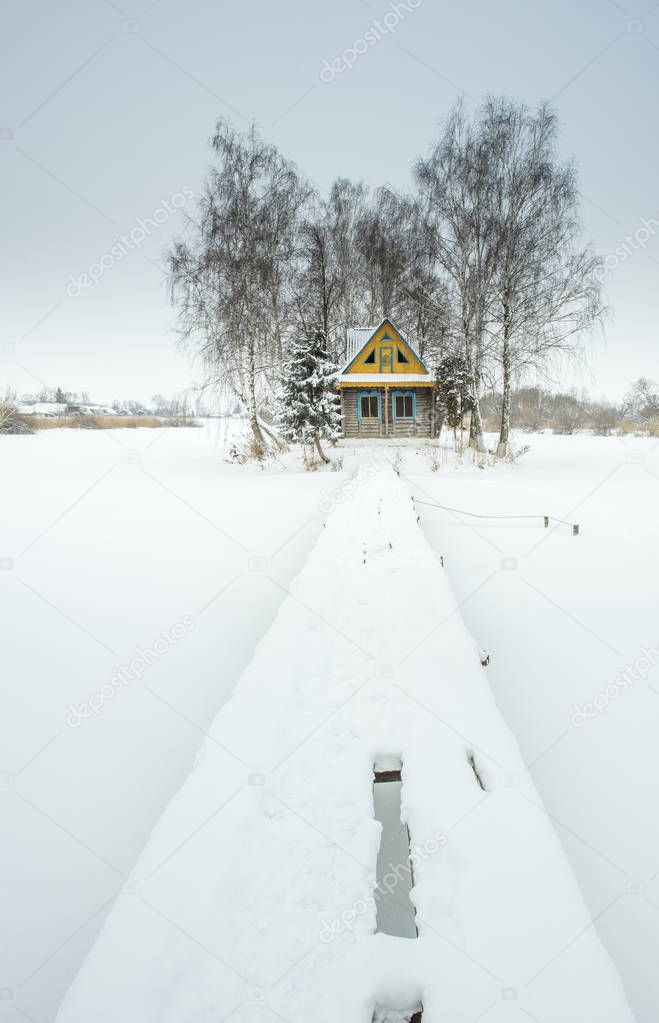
[344,320,428,376]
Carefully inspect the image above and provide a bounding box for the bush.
[590,404,618,436]
[0,412,35,435]
[0,394,35,434]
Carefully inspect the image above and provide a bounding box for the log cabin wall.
[340,388,435,438]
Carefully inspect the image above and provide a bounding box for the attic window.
[397,348,409,364]
[364,350,376,364]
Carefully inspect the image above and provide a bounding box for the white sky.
[2,0,658,405]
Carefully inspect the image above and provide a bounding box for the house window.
[359,393,380,419]
[393,392,415,419]
[364,349,376,365]
[397,347,409,364]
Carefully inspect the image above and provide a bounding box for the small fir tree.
[436,353,474,439]
[277,331,341,463]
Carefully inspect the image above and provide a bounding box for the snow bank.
[409,431,658,1022]
[1,423,331,1020]
[56,463,633,1023]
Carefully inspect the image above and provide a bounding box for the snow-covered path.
[56,464,633,1023]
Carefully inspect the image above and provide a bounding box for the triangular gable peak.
[342,318,429,377]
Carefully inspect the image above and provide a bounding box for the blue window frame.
[392,391,416,420]
[357,391,381,421]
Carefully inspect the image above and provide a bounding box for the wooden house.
[336,318,437,438]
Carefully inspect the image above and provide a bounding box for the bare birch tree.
[481,97,603,456]
[294,179,367,362]
[168,120,308,451]
[415,101,498,452]
[354,188,450,362]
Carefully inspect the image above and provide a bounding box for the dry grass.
[616,419,659,437]
[27,415,199,431]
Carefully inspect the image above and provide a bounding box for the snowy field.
[408,431,659,1023]
[1,420,330,1022]
[2,422,657,1022]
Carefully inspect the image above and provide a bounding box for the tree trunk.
[249,410,265,453]
[497,310,512,458]
[246,346,265,455]
[464,325,486,454]
[467,356,486,454]
[468,395,486,453]
[314,435,330,464]
[258,417,286,451]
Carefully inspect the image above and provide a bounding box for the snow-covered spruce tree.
[436,352,473,442]
[277,331,341,463]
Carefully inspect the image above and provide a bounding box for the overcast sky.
[2,0,658,405]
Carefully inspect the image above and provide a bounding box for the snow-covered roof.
[16,402,67,415]
[336,373,432,385]
[345,327,376,363]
